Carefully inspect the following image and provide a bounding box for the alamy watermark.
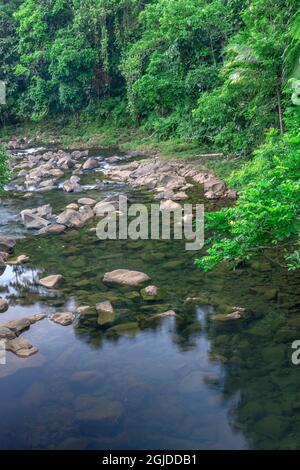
[291,340,300,365]
[95,196,204,251]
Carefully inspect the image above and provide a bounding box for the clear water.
[0,147,299,450]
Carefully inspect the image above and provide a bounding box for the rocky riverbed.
[0,142,239,357]
[0,139,299,450]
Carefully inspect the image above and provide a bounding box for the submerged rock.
[7,254,30,265]
[56,206,93,228]
[154,310,177,318]
[51,312,75,326]
[103,269,150,287]
[0,236,16,253]
[82,158,98,170]
[249,286,278,301]
[75,395,124,422]
[38,274,63,289]
[0,298,9,313]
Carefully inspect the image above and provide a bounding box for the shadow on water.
[0,146,299,449]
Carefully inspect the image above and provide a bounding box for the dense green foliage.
[0,0,299,269]
[196,108,300,270]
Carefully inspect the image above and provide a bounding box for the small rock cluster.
[0,313,46,357]
[10,148,92,193]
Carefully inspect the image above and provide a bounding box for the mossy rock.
[97,310,116,326]
[212,314,239,322]
[163,259,184,269]
[249,286,278,301]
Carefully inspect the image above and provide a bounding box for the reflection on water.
[0,147,299,449]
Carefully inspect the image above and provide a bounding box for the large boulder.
[103,269,150,287]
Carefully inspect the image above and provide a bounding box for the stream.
[0,145,299,450]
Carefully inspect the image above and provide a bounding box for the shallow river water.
[0,146,299,450]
